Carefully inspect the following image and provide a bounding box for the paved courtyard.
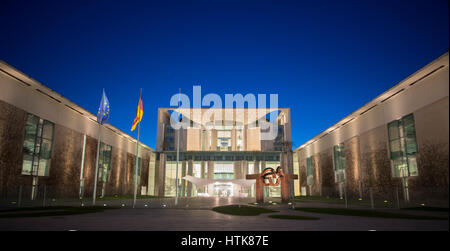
[0,197,447,231]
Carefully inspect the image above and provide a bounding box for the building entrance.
[214,182,234,197]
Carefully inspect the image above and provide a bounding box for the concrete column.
[231,128,236,151]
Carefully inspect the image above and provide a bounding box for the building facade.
[0,60,155,200]
[0,52,448,204]
[293,52,449,205]
[154,108,295,198]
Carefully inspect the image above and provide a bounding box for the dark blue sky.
[1,0,448,149]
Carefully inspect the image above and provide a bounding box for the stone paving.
[0,197,447,231]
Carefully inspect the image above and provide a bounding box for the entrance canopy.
[182,175,255,188]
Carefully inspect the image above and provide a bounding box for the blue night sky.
[0,0,448,149]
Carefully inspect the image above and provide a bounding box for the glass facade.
[214,162,234,180]
[98,143,112,182]
[22,113,54,177]
[98,142,112,197]
[217,130,232,151]
[388,113,418,177]
[333,143,346,183]
[274,124,285,151]
[306,156,314,185]
[164,161,183,197]
[163,124,175,151]
[265,161,281,197]
[193,162,202,178]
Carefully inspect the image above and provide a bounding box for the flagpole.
[175,88,181,206]
[93,123,102,206]
[133,88,142,208]
[79,134,87,200]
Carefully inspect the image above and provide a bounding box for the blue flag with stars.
[97,89,110,124]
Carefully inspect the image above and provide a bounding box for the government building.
[155,107,293,198]
[0,52,448,205]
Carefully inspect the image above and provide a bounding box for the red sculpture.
[246,166,298,203]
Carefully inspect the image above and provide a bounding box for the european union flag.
[97,89,110,124]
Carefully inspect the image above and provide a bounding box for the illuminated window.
[164,161,182,197]
[388,113,418,177]
[193,162,202,178]
[98,143,112,182]
[248,163,254,174]
[333,143,346,183]
[22,114,54,177]
[213,162,234,180]
[217,130,232,151]
[265,161,281,197]
[163,124,175,151]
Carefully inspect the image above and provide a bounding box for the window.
[164,161,183,197]
[248,163,254,174]
[217,130,231,151]
[388,113,418,177]
[22,114,54,177]
[193,162,202,178]
[306,156,314,185]
[333,143,346,183]
[98,143,112,197]
[214,162,234,180]
[98,143,112,182]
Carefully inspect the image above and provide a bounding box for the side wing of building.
[0,61,156,199]
[293,52,449,204]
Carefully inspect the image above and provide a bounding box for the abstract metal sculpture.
[246,166,298,203]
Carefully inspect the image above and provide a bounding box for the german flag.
[131,92,143,131]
